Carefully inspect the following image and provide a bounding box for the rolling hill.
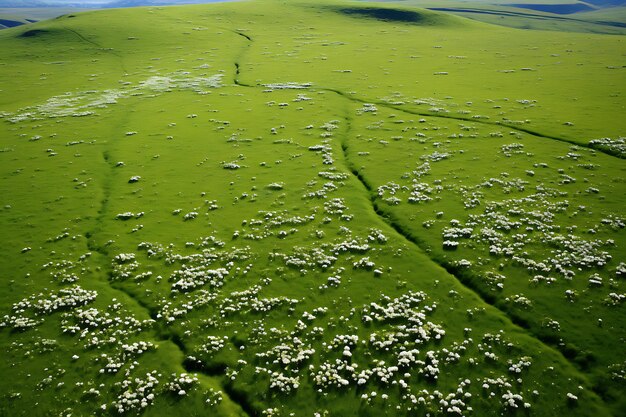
[0,1,624,416]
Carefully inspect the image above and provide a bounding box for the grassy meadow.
[0,1,624,416]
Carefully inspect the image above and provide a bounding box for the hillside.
[365,0,626,33]
[0,1,624,416]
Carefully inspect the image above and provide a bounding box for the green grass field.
[0,1,624,416]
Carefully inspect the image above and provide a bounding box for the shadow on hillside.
[17,28,49,38]
[337,7,424,23]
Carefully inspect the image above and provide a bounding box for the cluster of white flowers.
[588,137,625,157]
[238,210,316,241]
[266,182,284,190]
[604,292,625,306]
[357,103,378,114]
[376,181,402,205]
[309,139,335,164]
[505,294,533,308]
[442,185,618,294]
[111,254,140,281]
[278,248,336,272]
[109,371,160,413]
[257,338,316,368]
[318,170,349,181]
[502,390,531,409]
[311,358,355,388]
[157,290,217,323]
[324,198,347,215]
[421,151,450,162]
[204,387,223,406]
[140,72,223,93]
[122,341,155,356]
[259,368,300,393]
[588,273,603,287]
[500,143,525,157]
[1,285,98,330]
[262,82,312,90]
[408,182,437,204]
[441,226,473,249]
[542,318,561,331]
[0,314,39,330]
[114,253,136,264]
[165,372,198,396]
[6,86,126,122]
[171,266,229,293]
[303,180,341,200]
[608,362,626,381]
[199,335,227,355]
[222,162,241,170]
[115,211,144,220]
[42,253,91,284]
[507,356,532,374]
[529,274,556,286]
[62,303,154,350]
[217,284,299,317]
[293,93,312,102]
[437,381,474,415]
[600,216,625,230]
[481,271,506,290]
[272,230,387,279]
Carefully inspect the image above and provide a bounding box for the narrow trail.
[229,29,254,87]
[63,27,100,48]
[84,151,159,326]
[62,26,129,75]
[84,150,112,257]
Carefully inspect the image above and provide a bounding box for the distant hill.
[3,0,623,10]
[506,3,593,14]
[0,1,52,6]
[507,1,626,14]
[584,0,626,5]
[0,0,234,8]
[0,1,100,6]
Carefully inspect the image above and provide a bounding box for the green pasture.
[0,1,623,416]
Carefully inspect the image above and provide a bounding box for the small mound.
[18,29,49,38]
[338,7,424,23]
[54,14,76,20]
